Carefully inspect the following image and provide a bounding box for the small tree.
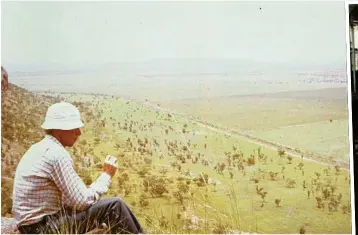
[114,143,121,150]
[315,196,323,208]
[328,199,338,212]
[269,171,278,181]
[143,175,168,198]
[297,162,304,170]
[341,204,350,214]
[285,178,296,188]
[94,137,100,145]
[247,155,255,166]
[260,192,268,202]
[302,180,307,190]
[177,181,190,194]
[334,165,341,176]
[322,188,331,199]
[278,149,285,158]
[275,198,281,207]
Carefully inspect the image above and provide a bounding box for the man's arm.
[50,154,112,211]
[89,172,112,197]
[90,155,117,196]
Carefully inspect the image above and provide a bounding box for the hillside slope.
[1,84,58,215]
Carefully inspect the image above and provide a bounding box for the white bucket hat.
[41,101,84,130]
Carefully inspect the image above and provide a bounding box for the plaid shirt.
[12,135,111,226]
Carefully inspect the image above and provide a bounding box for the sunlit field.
[159,87,349,163]
[59,92,352,233]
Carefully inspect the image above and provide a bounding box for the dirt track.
[191,119,349,170]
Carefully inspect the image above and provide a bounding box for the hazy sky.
[1,1,347,70]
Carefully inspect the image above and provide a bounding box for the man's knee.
[106,197,126,208]
[90,197,125,212]
[100,197,122,203]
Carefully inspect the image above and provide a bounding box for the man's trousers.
[18,197,145,234]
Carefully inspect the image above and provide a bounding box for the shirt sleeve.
[90,172,112,196]
[50,152,111,211]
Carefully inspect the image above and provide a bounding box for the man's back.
[12,136,66,226]
[11,102,144,234]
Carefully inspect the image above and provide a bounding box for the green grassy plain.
[158,87,349,163]
[249,119,349,163]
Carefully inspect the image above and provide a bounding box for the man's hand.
[103,155,118,177]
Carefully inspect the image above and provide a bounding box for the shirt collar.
[45,134,64,148]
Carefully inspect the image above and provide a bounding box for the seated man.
[12,101,145,234]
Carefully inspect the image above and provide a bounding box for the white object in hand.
[104,155,118,168]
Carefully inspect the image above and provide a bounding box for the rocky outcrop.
[1,66,9,92]
[1,218,19,234]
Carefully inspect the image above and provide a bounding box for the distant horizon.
[3,58,347,76]
[8,71,347,102]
